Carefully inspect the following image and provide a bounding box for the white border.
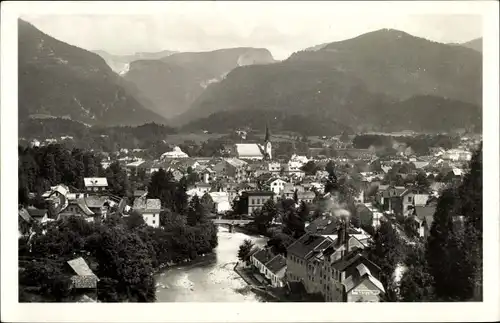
[1,1,499,322]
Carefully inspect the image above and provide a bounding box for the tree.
[237,239,255,264]
[293,189,299,203]
[403,216,419,239]
[399,245,435,301]
[324,162,338,194]
[267,231,295,256]
[254,199,277,233]
[301,161,318,176]
[201,192,215,214]
[125,210,146,230]
[187,195,207,226]
[350,211,361,228]
[415,172,430,191]
[367,221,403,301]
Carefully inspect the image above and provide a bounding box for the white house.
[161,146,189,160]
[269,178,287,195]
[133,198,162,228]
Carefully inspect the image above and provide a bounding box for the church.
[231,125,272,160]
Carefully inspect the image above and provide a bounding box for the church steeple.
[264,123,272,160]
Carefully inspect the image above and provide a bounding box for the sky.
[21,2,483,60]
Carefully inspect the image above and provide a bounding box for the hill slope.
[123,47,276,118]
[460,38,482,53]
[288,29,482,106]
[175,29,482,132]
[18,19,167,126]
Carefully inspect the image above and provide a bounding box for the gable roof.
[414,205,436,227]
[252,248,275,265]
[265,254,287,274]
[84,196,107,209]
[67,257,96,276]
[235,144,264,158]
[287,233,335,260]
[83,177,108,187]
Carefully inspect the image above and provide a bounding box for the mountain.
[93,49,178,75]
[175,29,482,131]
[123,47,276,118]
[288,29,482,106]
[182,109,354,136]
[461,38,482,53]
[18,19,167,126]
[373,95,482,133]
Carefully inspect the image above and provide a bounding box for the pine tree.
[187,195,206,226]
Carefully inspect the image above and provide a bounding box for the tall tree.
[399,245,435,301]
[237,239,255,264]
[367,221,403,301]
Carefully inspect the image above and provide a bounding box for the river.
[155,227,269,302]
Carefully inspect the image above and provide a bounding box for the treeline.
[352,134,460,155]
[366,144,482,301]
[19,119,177,152]
[18,144,129,204]
[182,109,353,137]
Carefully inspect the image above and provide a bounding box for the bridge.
[211,219,253,233]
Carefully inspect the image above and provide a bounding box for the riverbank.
[155,227,269,302]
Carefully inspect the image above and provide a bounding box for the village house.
[83,177,108,195]
[66,257,99,301]
[84,196,109,220]
[58,199,95,222]
[160,146,189,160]
[327,251,385,302]
[26,206,49,224]
[133,198,162,228]
[223,158,248,182]
[412,202,437,239]
[250,248,287,288]
[297,191,316,204]
[268,162,282,174]
[208,192,232,214]
[269,178,287,196]
[239,191,274,215]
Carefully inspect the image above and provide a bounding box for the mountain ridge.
[18,19,168,126]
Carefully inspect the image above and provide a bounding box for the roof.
[287,233,335,260]
[252,248,275,265]
[146,199,161,211]
[414,205,436,227]
[298,191,315,199]
[70,199,95,216]
[26,207,47,218]
[342,270,385,294]
[243,191,274,196]
[264,254,287,274]
[134,190,147,198]
[84,196,107,209]
[67,257,96,276]
[84,177,108,187]
[225,158,248,168]
[235,144,264,158]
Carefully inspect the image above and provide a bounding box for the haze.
[21,2,482,60]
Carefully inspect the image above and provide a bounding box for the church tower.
[264,124,272,160]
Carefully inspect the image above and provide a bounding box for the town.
[18,125,482,303]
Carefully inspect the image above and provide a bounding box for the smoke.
[321,192,351,220]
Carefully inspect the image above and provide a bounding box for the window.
[251,199,255,205]
[153,220,155,224]
[408,196,412,202]
[257,199,261,204]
